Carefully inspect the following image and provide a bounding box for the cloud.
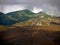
[2,5,27,13]
[49,0,60,10]
[0,0,28,4]
[31,7,43,13]
[0,0,60,16]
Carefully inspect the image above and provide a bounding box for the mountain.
[12,16,52,27]
[6,9,35,21]
[52,16,60,18]
[0,12,16,26]
[0,12,4,24]
[37,11,51,18]
[0,10,35,26]
[0,9,52,26]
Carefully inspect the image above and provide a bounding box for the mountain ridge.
[0,9,52,26]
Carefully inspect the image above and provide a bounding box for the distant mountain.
[54,17,60,19]
[12,16,52,27]
[6,9,35,21]
[0,12,4,15]
[0,9,52,26]
[0,12,16,26]
[0,10,35,26]
[0,12,4,24]
[37,11,51,18]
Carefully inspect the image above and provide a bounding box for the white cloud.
[31,7,43,13]
[2,5,27,13]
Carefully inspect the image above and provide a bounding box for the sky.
[0,0,60,16]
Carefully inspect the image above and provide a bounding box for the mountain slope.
[0,10,52,26]
[12,16,52,27]
[0,12,16,25]
[0,10,35,26]
[6,9,35,22]
[12,11,52,27]
[37,11,51,18]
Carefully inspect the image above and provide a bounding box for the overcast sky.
[0,0,60,16]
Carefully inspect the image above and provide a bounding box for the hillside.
[12,15,52,27]
[0,10,35,26]
[0,9,52,26]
